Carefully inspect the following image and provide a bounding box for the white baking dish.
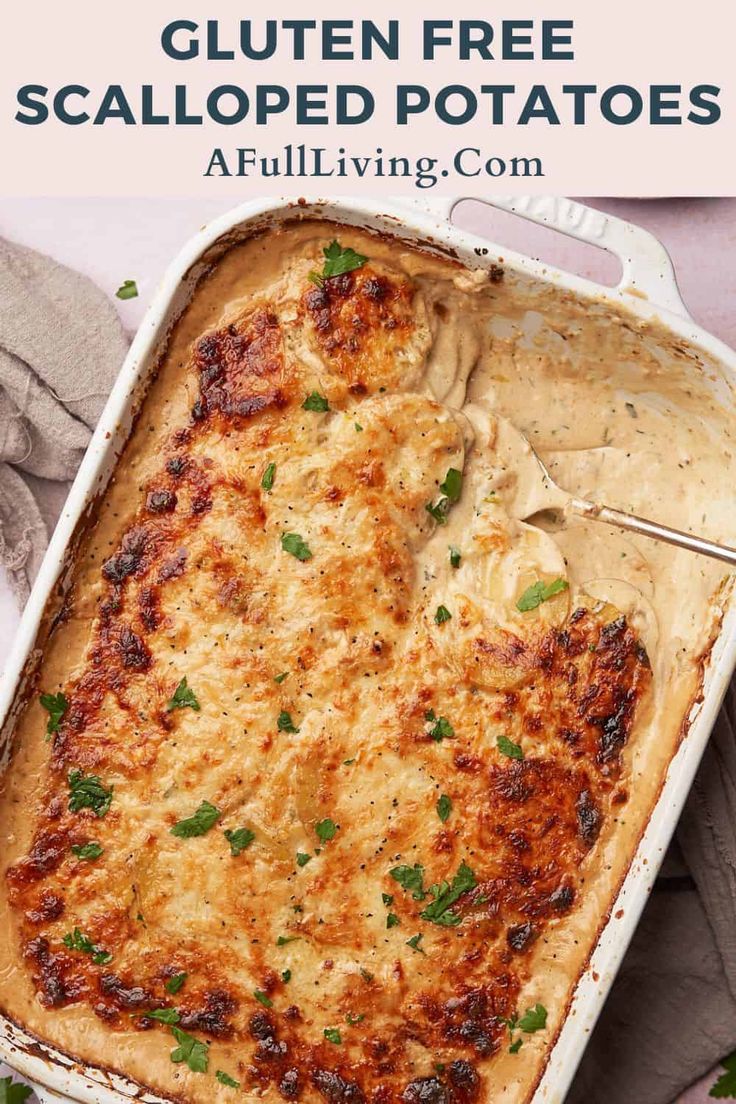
[1,195,734,1104]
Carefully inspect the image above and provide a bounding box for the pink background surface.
[0,195,733,1101]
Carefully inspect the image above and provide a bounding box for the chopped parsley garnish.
[406,933,425,953]
[505,1003,548,1053]
[62,927,112,965]
[261,462,276,492]
[278,709,300,733]
[449,546,461,569]
[224,827,255,855]
[302,391,330,413]
[382,893,394,906]
[276,935,299,946]
[309,240,368,287]
[419,861,477,927]
[166,677,200,712]
[386,913,400,928]
[40,691,68,737]
[516,577,569,612]
[346,1013,365,1025]
[498,734,524,760]
[323,1027,342,1045]
[426,467,463,525]
[425,498,451,525]
[165,972,187,995]
[343,757,356,765]
[147,1008,180,1025]
[424,710,455,742]
[434,605,452,625]
[282,969,292,983]
[170,800,220,838]
[359,968,374,983]
[281,532,313,561]
[71,842,103,861]
[254,990,273,1008]
[0,1076,32,1104]
[115,279,138,300]
[274,671,289,684]
[216,1071,240,1089]
[296,852,312,867]
[436,794,452,823]
[170,1026,209,1073]
[439,468,463,502]
[315,818,337,843]
[68,770,113,818]
[354,422,363,432]
[711,1053,736,1099]
[389,863,426,900]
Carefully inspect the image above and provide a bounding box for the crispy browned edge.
[0,207,726,1104]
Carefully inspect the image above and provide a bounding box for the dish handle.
[406,195,690,320]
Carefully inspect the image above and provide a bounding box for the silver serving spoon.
[489,415,736,568]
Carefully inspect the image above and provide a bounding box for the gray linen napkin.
[0,237,733,1104]
[0,236,128,603]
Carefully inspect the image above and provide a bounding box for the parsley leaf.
[40,691,68,737]
[420,861,477,927]
[315,818,337,843]
[386,912,400,929]
[274,671,289,684]
[165,972,187,995]
[296,852,312,867]
[71,841,103,861]
[116,279,138,301]
[498,734,524,761]
[516,577,569,612]
[359,968,374,983]
[68,769,113,818]
[224,827,255,855]
[518,1003,547,1033]
[216,1071,240,1089]
[311,240,368,284]
[148,1008,180,1025]
[509,1038,523,1054]
[254,990,273,1008]
[281,532,313,561]
[434,605,452,625]
[276,935,299,946]
[427,714,454,742]
[324,1027,342,1044]
[0,1077,32,1104]
[354,422,363,432]
[166,677,200,712]
[302,391,330,413]
[406,933,425,953]
[278,709,300,733]
[261,462,276,492]
[170,800,220,839]
[449,546,461,569]
[170,1026,209,1073]
[711,1053,736,1099]
[439,468,463,502]
[437,794,452,823]
[282,968,292,983]
[62,926,112,965]
[389,864,426,901]
[382,893,394,906]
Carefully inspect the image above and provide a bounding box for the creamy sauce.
[0,220,734,1104]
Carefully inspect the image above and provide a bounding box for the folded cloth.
[0,237,733,1104]
[0,235,128,603]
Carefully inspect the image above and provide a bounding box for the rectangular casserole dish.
[0,194,734,1104]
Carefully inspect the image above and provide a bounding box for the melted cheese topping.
[0,221,733,1104]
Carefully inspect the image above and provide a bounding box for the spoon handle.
[569,497,736,568]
